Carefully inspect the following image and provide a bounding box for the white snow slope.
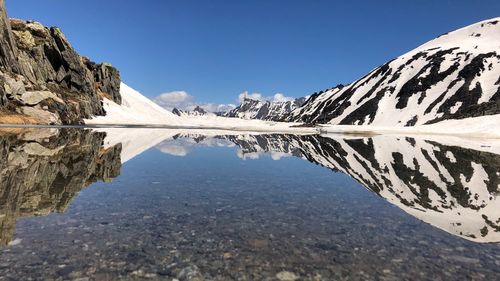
[85,83,181,126]
[319,114,500,138]
[288,18,500,128]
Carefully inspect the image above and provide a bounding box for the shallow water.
[0,128,499,280]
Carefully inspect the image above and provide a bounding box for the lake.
[0,127,499,280]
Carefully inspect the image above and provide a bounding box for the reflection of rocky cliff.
[0,128,122,245]
[163,134,500,243]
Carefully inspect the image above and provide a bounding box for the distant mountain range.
[172,106,216,117]
[224,97,306,121]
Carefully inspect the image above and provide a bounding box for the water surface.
[0,128,499,280]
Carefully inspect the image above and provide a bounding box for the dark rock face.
[0,1,121,124]
[172,107,182,116]
[193,105,207,115]
[0,128,122,245]
[11,21,94,93]
[84,58,121,104]
[0,0,18,109]
[0,0,18,74]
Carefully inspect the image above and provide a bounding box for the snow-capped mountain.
[158,133,500,243]
[226,97,306,121]
[287,18,500,126]
[172,106,215,117]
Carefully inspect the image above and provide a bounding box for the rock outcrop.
[0,128,122,245]
[0,1,121,124]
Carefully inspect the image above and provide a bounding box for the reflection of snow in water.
[150,133,500,243]
[95,126,500,243]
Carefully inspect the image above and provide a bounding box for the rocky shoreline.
[0,0,121,125]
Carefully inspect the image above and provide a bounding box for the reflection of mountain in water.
[1,127,498,245]
[0,129,122,245]
[158,134,500,243]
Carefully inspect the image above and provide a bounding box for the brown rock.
[0,0,122,124]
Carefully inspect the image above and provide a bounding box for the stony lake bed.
[0,127,499,280]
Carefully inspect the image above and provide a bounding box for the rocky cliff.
[0,0,121,124]
[0,128,122,245]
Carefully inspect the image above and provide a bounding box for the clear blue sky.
[6,0,500,104]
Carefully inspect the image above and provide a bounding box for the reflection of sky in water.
[155,136,295,161]
[156,137,235,157]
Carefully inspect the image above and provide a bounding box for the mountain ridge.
[284,17,500,126]
[225,97,306,121]
[172,106,216,117]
